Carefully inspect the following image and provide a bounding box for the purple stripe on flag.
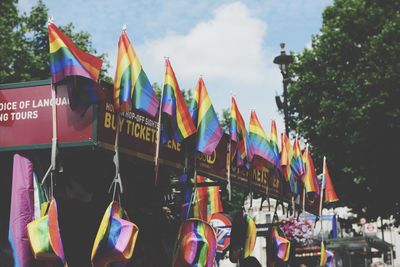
[8,154,35,267]
[51,65,93,84]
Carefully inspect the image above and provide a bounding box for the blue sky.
[20,0,332,133]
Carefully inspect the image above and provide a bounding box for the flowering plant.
[279,216,314,246]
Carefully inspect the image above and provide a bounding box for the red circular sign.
[209,213,231,252]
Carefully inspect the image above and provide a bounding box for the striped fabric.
[229,211,256,263]
[181,176,223,222]
[322,158,339,203]
[269,120,281,169]
[301,146,319,194]
[243,214,256,259]
[114,31,158,116]
[290,137,305,195]
[91,201,139,267]
[272,226,290,261]
[48,23,102,84]
[248,111,280,168]
[9,154,37,267]
[320,241,327,266]
[230,97,253,167]
[27,199,67,266]
[161,58,196,143]
[291,137,305,178]
[173,219,217,267]
[280,132,293,183]
[189,77,223,155]
[192,176,223,222]
[326,249,335,267]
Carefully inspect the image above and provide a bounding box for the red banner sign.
[0,81,94,150]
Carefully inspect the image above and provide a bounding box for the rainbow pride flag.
[248,111,279,168]
[272,226,290,261]
[91,201,138,267]
[280,132,293,183]
[269,120,281,169]
[161,58,196,143]
[290,137,304,194]
[27,199,67,266]
[301,146,319,194]
[320,241,327,266]
[48,23,102,84]
[291,137,304,178]
[322,158,339,203]
[9,154,37,267]
[230,97,253,167]
[326,250,335,267]
[173,219,216,267]
[182,176,223,222]
[243,214,256,259]
[189,77,223,155]
[193,176,223,222]
[114,30,158,116]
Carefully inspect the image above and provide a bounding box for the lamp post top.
[273,42,294,66]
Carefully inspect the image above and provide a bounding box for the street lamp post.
[273,43,294,133]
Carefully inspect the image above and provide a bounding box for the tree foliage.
[286,0,400,221]
[0,0,110,84]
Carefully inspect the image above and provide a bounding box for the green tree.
[0,0,110,84]
[286,0,400,221]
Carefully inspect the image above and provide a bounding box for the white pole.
[319,156,326,240]
[154,84,164,185]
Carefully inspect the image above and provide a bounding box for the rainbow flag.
[91,201,139,266]
[27,199,67,266]
[270,120,281,169]
[301,146,319,194]
[320,241,327,266]
[114,30,158,116]
[280,132,293,183]
[9,154,36,267]
[322,158,339,203]
[49,23,103,113]
[48,23,103,84]
[189,77,223,155]
[291,137,304,178]
[161,58,196,143]
[248,111,279,168]
[244,214,256,259]
[193,176,223,222]
[230,97,253,167]
[173,219,216,267]
[290,137,304,194]
[272,226,290,261]
[183,176,223,222]
[326,250,334,267]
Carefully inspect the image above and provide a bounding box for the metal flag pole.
[109,112,123,202]
[41,16,57,201]
[154,58,167,185]
[227,140,232,201]
[302,144,309,212]
[319,156,326,240]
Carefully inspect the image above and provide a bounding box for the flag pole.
[41,17,57,201]
[302,144,309,212]
[108,25,127,201]
[319,156,326,240]
[49,82,57,200]
[108,112,123,202]
[154,58,167,185]
[227,139,232,201]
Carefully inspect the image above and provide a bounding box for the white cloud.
[135,2,284,132]
[108,2,285,133]
[139,2,268,85]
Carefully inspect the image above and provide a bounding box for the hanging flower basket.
[279,216,314,248]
